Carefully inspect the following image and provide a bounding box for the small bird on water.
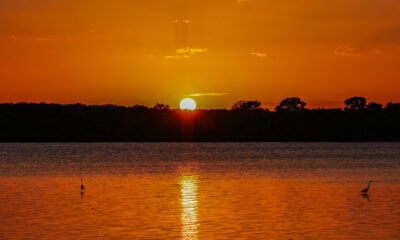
[81,177,85,191]
[361,180,373,193]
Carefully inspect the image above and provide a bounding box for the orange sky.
[1,0,400,109]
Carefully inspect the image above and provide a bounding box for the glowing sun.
[180,98,196,110]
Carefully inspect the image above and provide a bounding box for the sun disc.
[180,98,196,110]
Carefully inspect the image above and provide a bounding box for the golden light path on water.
[180,174,199,240]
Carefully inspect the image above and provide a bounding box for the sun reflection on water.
[180,175,198,240]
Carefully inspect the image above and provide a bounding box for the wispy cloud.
[189,92,229,97]
[173,19,191,24]
[6,35,50,41]
[35,37,50,41]
[371,49,383,55]
[335,46,384,57]
[176,47,207,54]
[164,47,207,60]
[250,52,267,58]
[334,46,363,56]
[163,55,190,60]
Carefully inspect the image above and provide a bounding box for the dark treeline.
[1,97,400,141]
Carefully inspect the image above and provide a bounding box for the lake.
[0,143,399,239]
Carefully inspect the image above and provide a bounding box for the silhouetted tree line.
[1,97,400,141]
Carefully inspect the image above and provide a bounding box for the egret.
[361,180,373,193]
[81,177,85,191]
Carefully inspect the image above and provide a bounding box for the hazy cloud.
[371,49,383,55]
[334,46,363,56]
[163,55,190,60]
[6,35,50,41]
[250,52,267,58]
[35,37,50,41]
[173,19,191,24]
[164,47,207,60]
[176,47,190,54]
[176,47,207,54]
[189,92,229,97]
[335,47,384,56]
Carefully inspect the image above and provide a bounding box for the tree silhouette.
[231,100,262,110]
[367,102,382,111]
[344,97,367,111]
[129,105,148,111]
[275,97,306,112]
[385,102,400,111]
[153,103,170,111]
[1,99,400,141]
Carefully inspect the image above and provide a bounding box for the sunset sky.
[1,0,400,109]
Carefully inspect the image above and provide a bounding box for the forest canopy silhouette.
[1,97,399,141]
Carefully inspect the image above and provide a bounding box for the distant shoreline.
[1,102,400,142]
[4,140,400,142]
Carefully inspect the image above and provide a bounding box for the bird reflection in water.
[362,193,370,202]
[180,174,198,240]
[80,177,85,200]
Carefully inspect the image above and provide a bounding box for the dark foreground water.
[0,143,399,239]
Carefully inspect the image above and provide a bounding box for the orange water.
[0,143,399,239]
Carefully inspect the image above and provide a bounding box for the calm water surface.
[0,143,399,239]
